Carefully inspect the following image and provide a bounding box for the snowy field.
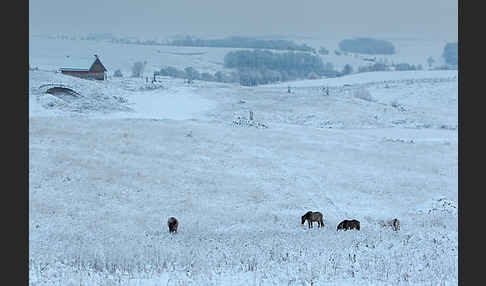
[29,37,457,285]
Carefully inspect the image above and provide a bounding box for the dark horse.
[301,211,324,228]
[167,217,179,233]
[337,219,360,231]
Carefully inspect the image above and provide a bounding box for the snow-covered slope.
[268,70,456,88]
[29,40,457,285]
[30,70,216,120]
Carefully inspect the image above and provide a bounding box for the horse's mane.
[304,211,313,217]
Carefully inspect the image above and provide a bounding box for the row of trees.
[157,66,337,86]
[156,66,239,83]
[120,57,429,83]
[167,36,313,52]
[357,62,423,73]
[153,48,366,86]
[223,49,340,78]
[318,47,330,55]
[110,38,165,46]
[338,38,396,55]
[393,62,423,71]
[442,42,458,66]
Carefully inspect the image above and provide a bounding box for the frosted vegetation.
[29,35,457,285]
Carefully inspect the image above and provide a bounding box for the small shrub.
[341,64,353,76]
[162,66,185,78]
[113,69,123,78]
[184,66,200,80]
[158,67,169,76]
[318,47,329,55]
[131,61,146,77]
[200,72,216,82]
[427,56,435,69]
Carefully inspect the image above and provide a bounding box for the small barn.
[307,71,320,80]
[60,55,107,80]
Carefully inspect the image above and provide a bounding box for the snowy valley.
[29,37,457,285]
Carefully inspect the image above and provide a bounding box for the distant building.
[307,71,319,80]
[60,55,107,80]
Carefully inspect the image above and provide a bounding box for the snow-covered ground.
[29,37,457,285]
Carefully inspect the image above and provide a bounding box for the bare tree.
[131,61,146,77]
[113,69,123,77]
[427,56,435,69]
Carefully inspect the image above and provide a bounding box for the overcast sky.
[29,0,457,41]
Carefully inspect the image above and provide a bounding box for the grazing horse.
[380,218,400,231]
[167,217,179,233]
[301,211,324,228]
[337,219,360,231]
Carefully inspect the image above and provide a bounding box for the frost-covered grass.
[30,223,457,285]
[29,115,457,285]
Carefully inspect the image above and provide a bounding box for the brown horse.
[337,219,360,231]
[167,217,179,233]
[301,211,324,228]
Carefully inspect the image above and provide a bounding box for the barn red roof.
[60,55,107,72]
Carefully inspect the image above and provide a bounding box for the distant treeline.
[110,38,165,46]
[357,62,423,73]
[156,49,346,86]
[442,42,458,66]
[156,66,239,83]
[339,38,396,55]
[318,47,330,55]
[157,64,329,86]
[155,60,426,87]
[80,34,316,51]
[77,33,167,46]
[167,36,313,52]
